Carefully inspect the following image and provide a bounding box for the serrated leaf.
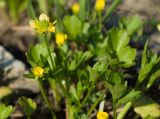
[69,51,92,71]
[107,28,136,67]
[70,86,78,101]
[19,97,36,116]
[63,15,82,39]
[147,69,160,88]
[27,43,49,67]
[108,28,129,52]
[141,41,148,68]
[0,104,14,119]
[118,90,141,106]
[105,71,140,105]
[120,15,144,36]
[138,63,153,84]
[117,46,136,67]
[76,81,83,99]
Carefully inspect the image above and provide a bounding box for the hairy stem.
[87,94,104,117]
[38,80,56,119]
[43,35,55,71]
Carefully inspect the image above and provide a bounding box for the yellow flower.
[29,13,56,33]
[157,24,160,31]
[32,66,44,77]
[97,111,109,119]
[56,33,67,46]
[95,0,105,11]
[72,2,80,14]
[47,23,56,32]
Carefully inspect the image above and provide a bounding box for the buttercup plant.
[0,0,160,119]
[23,0,160,119]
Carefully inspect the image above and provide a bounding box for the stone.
[0,45,40,93]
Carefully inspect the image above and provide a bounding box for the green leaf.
[27,43,49,67]
[79,0,86,20]
[63,15,82,39]
[70,86,78,101]
[120,15,144,36]
[105,71,140,105]
[107,28,136,67]
[137,41,160,87]
[93,59,108,72]
[0,104,14,119]
[117,46,136,67]
[19,97,36,116]
[69,51,92,71]
[141,41,148,68]
[105,72,126,103]
[108,28,129,52]
[118,90,141,106]
[147,69,160,88]
[76,81,83,99]
[134,96,160,119]
[82,22,90,35]
[47,53,56,70]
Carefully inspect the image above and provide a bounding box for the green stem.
[78,84,94,111]
[113,101,117,119]
[43,35,55,71]
[48,78,61,111]
[102,0,121,22]
[27,116,31,119]
[117,102,132,119]
[56,78,68,97]
[38,80,56,119]
[92,12,97,24]
[28,0,36,19]
[38,0,48,14]
[86,94,104,117]
[98,11,102,31]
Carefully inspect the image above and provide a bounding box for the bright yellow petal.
[95,0,105,11]
[48,26,55,33]
[32,66,44,77]
[56,33,67,45]
[97,111,109,119]
[72,2,80,14]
